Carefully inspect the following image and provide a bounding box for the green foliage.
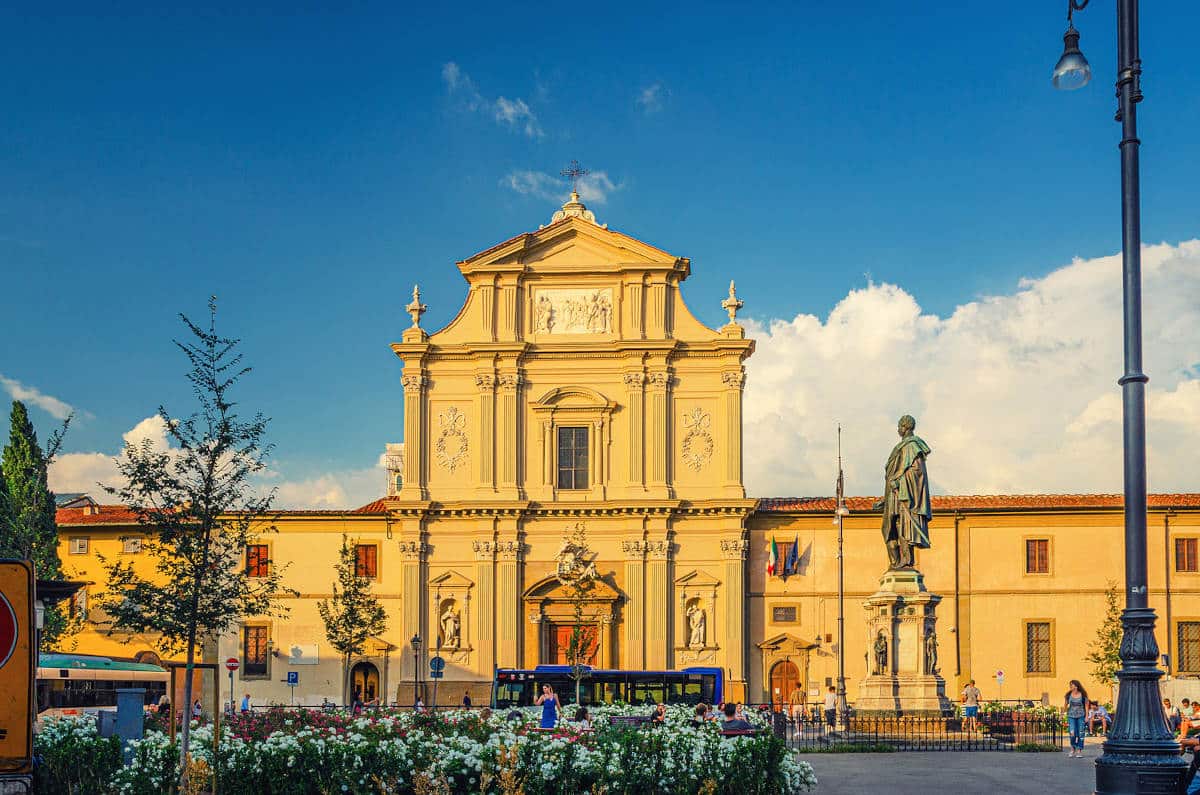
[802,742,897,753]
[562,524,599,705]
[317,534,388,700]
[34,715,123,793]
[1014,742,1062,752]
[0,399,75,648]
[1086,580,1124,689]
[95,297,292,780]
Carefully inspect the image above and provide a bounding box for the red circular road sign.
[0,592,17,669]
[225,657,240,672]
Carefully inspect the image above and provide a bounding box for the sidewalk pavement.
[803,746,1099,795]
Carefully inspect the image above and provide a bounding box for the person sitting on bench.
[720,702,754,731]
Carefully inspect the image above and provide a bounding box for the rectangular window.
[772,606,798,623]
[1025,621,1052,674]
[246,544,270,578]
[1025,539,1050,574]
[69,537,89,555]
[243,626,269,677]
[1177,539,1199,573]
[121,536,142,554]
[355,544,378,579]
[1179,622,1200,673]
[556,426,589,490]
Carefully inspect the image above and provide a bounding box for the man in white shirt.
[823,686,838,731]
[961,680,982,732]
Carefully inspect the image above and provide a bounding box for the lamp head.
[412,633,422,650]
[1052,23,1091,90]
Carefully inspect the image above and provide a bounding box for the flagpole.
[835,425,849,731]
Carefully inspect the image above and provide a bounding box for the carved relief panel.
[530,288,614,335]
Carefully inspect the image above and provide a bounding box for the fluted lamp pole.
[1052,1,1188,792]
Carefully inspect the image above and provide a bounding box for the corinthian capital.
[402,373,427,393]
[399,540,428,560]
[720,539,748,560]
[474,373,496,392]
[622,372,646,389]
[721,371,746,390]
[497,373,523,392]
[647,371,670,390]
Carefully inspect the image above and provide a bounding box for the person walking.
[1064,680,1089,758]
[961,679,982,732]
[462,690,473,708]
[788,685,807,728]
[240,693,251,713]
[535,684,559,729]
[823,686,838,731]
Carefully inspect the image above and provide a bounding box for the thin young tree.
[1086,579,1124,701]
[318,535,388,705]
[562,525,599,707]
[0,400,74,649]
[97,298,290,784]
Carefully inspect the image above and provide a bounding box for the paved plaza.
[803,746,1102,794]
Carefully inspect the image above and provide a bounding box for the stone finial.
[549,191,600,226]
[721,280,744,326]
[405,284,427,329]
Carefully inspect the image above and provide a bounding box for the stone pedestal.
[856,568,951,715]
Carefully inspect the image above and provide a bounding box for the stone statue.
[873,415,932,570]
[687,604,706,648]
[924,626,939,675]
[440,605,461,648]
[873,631,889,675]
[535,295,553,333]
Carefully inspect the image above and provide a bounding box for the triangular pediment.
[758,632,818,651]
[458,217,687,279]
[429,571,473,589]
[522,574,621,603]
[674,569,721,588]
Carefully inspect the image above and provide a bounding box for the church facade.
[57,194,1200,710]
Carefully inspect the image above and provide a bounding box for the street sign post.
[286,671,298,705]
[429,656,445,709]
[0,560,34,777]
[226,657,239,713]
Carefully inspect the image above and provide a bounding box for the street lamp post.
[1052,2,1188,791]
[411,633,422,709]
[834,426,849,730]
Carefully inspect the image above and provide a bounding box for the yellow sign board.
[0,560,34,774]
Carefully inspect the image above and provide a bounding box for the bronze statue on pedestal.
[873,415,932,570]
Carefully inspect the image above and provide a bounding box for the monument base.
[857,568,951,716]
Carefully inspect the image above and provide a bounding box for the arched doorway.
[769,660,801,713]
[350,661,380,703]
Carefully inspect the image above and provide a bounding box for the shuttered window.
[1025,539,1050,574]
[1176,539,1198,573]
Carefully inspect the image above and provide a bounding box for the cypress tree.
[1,400,70,647]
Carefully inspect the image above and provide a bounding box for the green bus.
[36,653,168,719]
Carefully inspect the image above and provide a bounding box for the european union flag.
[785,535,800,575]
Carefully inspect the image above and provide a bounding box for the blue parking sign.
[286,671,299,686]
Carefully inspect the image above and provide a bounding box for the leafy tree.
[1,400,74,648]
[317,535,388,704]
[562,525,600,707]
[96,298,290,785]
[1086,580,1124,698]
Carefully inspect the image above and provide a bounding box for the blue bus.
[493,665,723,708]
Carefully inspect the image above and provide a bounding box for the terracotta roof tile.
[757,493,1200,512]
[55,505,141,525]
[352,498,392,514]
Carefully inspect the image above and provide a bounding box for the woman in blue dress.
[535,684,558,728]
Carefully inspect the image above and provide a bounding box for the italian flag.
[767,537,779,575]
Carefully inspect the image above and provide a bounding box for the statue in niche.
[925,626,939,675]
[440,603,461,649]
[873,631,889,675]
[686,602,706,649]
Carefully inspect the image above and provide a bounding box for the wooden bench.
[608,715,653,728]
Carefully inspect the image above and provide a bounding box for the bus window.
[493,681,530,708]
[628,675,666,705]
[666,675,705,705]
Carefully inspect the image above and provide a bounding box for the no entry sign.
[0,560,34,774]
[225,657,240,672]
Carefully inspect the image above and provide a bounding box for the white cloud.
[501,169,620,205]
[743,240,1200,497]
[0,374,81,421]
[443,61,543,139]
[50,413,387,510]
[636,82,665,113]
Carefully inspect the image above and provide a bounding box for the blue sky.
[3,2,1199,505]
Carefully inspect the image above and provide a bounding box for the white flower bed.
[38,705,817,794]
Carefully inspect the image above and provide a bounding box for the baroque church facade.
[383,190,757,695]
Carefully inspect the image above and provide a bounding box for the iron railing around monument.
[753,707,1064,752]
